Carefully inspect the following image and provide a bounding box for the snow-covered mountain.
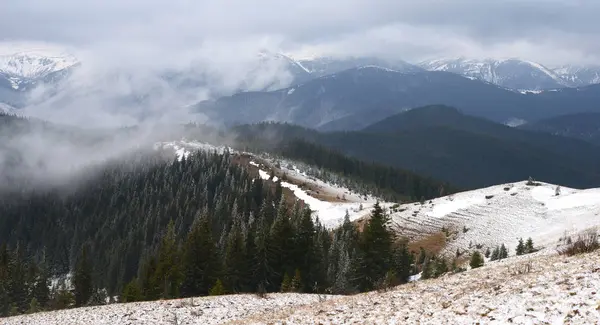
[419,58,568,90]
[552,65,600,87]
[0,49,78,91]
[294,56,423,78]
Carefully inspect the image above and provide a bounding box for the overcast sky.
[2,0,600,66]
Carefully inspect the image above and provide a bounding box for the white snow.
[9,250,600,324]
[287,88,295,95]
[250,159,386,228]
[389,180,600,255]
[155,140,230,161]
[0,49,77,79]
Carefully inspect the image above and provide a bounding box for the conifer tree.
[180,215,219,297]
[516,238,525,256]
[73,245,93,307]
[525,238,534,253]
[499,244,508,259]
[154,220,182,299]
[224,221,247,293]
[209,279,225,296]
[290,269,302,293]
[352,202,393,291]
[469,251,484,269]
[121,279,143,302]
[280,273,291,293]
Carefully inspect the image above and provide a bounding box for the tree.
[525,238,534,253]
[155,220,183,299]
[280,273,291,293]
[73,245,93,307]
[290,269,302,293]
[499,244,508,259]
[180,215,219,297]
[469,251,484,269]
[121,279,143,303]
[27,298,40,314]
[516,238,525,256]
[352,202,393,291]
[484,247,491,258]
[209,279,225,296]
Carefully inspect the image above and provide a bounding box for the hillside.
[4,248,600,324]
[233,108,600,189]
[194,67,600,131]
[519,112,600,145]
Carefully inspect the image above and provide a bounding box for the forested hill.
[0,114,457,317]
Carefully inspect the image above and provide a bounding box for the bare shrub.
[559,231,599,256]
[509,261,533,275]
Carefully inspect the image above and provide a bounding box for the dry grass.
[558,230,599,256]
[408,232,447,256]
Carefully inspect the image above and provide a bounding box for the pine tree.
[280,273,291,293]
[499,244,508,259]
[180,215,220,297]
[27,298,39,314]
[121,279,143,303]
[490,246,499,261]
[224,221,247,293]
[73,245,93,307]
[209,279,225,296]
[352,202,393,291]
[516,238,525,256]
[469,251,484,269]
[154,220,182,299]
[525,238,534,253]
[290,269,302,293]
[484,247,491,258]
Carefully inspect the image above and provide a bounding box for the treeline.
[0,147,429,317]
[276,140,455,202]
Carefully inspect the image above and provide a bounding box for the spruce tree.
[154,220,182,299]
[525,238,534,253]
[290,269,302,293]
[469,251,484,269]
[209,279,225,296]
[224,221,247,293]
[280,273,291,293]
[121,279,143,303]
[73,245,93,307]
[352,202,393,291]
[516,238,525,256]
[499,244,508,259]
[180,215,220,297]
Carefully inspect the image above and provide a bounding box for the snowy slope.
[251,158,388,228]
[5,249,600,324]
[251,249,600,324]
[419,58,568,90]
[552,65,600,87]
[388,180,600,255]
[0,102,15,113]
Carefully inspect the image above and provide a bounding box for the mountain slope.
[295,56,423,78]
[196,67,600,131]
[419,58,567,90]
[552,65,600,87]
[519,112,600,145]
[233,106,600,188]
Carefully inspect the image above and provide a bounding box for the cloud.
[2,0,600,66]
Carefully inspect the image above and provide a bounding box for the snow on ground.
[251,159,388,228]
[1,293,336,325]
[248,249,600,324]
[155,140,230,161]
[7,250,600,324]
[389,180,600,255]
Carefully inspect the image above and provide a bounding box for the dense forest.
[0,147,450,318]
[0,114,460,317]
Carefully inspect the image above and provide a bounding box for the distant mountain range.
[519,112,600,145]
[233,105,600,188]
[195,66,600,130]
[418,58,600,90]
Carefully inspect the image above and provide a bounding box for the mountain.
[294,56,423,78]
[233,106,600,188]
[0,49,78,92]
[418,57,568,90]
[195,66,600,131]
[519,112,600,145]
[551,65,600,87]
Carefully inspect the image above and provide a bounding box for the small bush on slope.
[559,231,599,256]
[469,251,484,269]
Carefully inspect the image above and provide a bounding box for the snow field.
[389,181,600,255]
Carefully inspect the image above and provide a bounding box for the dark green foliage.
[290,269,302,293]
[121,279,143,303]
[280,273,291,293]
[499,244,508,259]
[525,238,535,254]
[516,238,525,256]
[208,279,225,296]
[469,251,484,269]
[73,245,93,307]
[180,215,219,298]
[351,202,394,291]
